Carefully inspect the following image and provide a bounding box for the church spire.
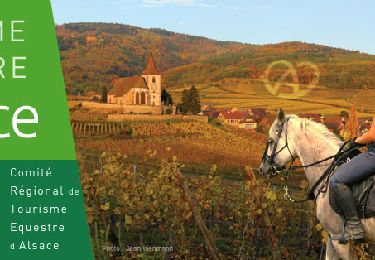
[142,53,160,75]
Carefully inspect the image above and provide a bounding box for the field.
[170,79,375,118]
[72,113,375,259]
[74,116,326,259]
[75,117,268,179]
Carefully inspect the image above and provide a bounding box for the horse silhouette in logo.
[262,60,320,99]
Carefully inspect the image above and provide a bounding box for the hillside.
[57,22,375,95]
[57,22,247,93]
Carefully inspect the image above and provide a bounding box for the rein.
[261,119,357,203]
[282,141,354,203]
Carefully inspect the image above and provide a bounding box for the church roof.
[109,76,148,97]
[142,53,160,75]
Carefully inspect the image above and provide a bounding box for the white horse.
[259,109,375,259]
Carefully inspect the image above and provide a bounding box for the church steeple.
[142,53,160,75]
[141,53,162,107]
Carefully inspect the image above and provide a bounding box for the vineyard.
[75,118,374,259]
[71,121,132,137]
[79,153,325,259]
[75,120,268,172]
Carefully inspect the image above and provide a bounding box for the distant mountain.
[57,22,375,94]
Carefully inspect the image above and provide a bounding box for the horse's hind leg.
[331,239,358,260]
[326,238,340,260]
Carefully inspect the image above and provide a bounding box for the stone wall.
[82,102,122,113]
[122,105,162,114]
[82,102,161,114]
[108,114,209,123]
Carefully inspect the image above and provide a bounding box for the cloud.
[143,0,195,6]
[197,2,213,8]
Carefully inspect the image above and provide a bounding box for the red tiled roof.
[142,53,160,75]
[324,122,340,133]
[299,113,322,122]
[249,108,267,119]
[325,115,343,125]
[109,76,148,97]
[203,111,219,118]
[221,111,250,120]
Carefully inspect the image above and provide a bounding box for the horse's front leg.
[326,237,339,260]
[330,239,357,260]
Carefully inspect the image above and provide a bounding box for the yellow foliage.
[100,202,110,211]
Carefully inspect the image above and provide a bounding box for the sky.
[50,0,375,54]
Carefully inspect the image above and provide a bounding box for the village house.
[299,113,323,123]
[359,118,373,134]
[299,113,347,135]
[324,115,347,134]
[107,54,162,114]
[248,108,267,122]
[217,110,257,130]
[201,103,214,112]
[85,90,101,101]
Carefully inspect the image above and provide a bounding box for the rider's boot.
[331,184,365,244]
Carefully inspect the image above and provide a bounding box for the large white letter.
[11,21,25,42]
[0,21,3,42]
[12,57,26,79]
[12,106,38,138]
[0,106,10,138]
[0,57,5,79]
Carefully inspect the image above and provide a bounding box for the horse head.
[259,108,298,177]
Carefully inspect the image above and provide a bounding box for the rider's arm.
[356,115,375,144]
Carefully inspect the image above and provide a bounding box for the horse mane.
[287,115,343,147]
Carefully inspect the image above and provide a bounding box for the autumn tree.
[342,105,359,140]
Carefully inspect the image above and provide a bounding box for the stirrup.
[330,223,347,244]
[331,221,365,244]
[333,221,365,244]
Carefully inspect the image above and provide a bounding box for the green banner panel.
[0,0,93,259]
[0,161,93,259]
[0,0,75,160]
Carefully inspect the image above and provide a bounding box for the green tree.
[161,89,173,105]
[188,85,201,114]
[339,110,349,118]
[101,86,108,103]
[178,85,201,114]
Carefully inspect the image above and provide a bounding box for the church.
[107,54,162,114]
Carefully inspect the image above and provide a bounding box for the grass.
[170,80,375,117]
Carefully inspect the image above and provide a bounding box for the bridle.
[262,118,296,177]
[261,118,360,202]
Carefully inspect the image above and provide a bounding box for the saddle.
[329,149,375,219]
[352,175,375,218]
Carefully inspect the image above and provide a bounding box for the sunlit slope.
[170,79,374,117]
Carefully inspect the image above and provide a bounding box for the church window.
[152,77,156,83]
[141,92,146,105]
[136,92,140,105]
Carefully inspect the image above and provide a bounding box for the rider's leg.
[330,152,375,186]
[329,151,375,244]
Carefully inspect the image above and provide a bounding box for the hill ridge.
[57,22,375,94]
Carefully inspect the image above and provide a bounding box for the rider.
[329,114,375,244]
